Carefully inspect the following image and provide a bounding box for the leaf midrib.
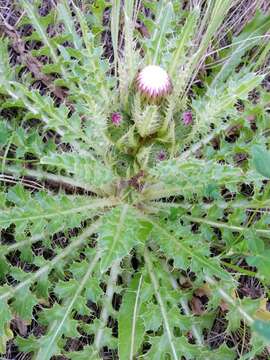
[102,205,129,269]
[0,197,117,225]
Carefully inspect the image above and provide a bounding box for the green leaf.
[142,303,163,331]
[84,278,102,303]
[99,205,152,272]
[133,99,161,138]
[67,345,99,360]
[7,183,31,205]
[0,120,11,147]
[118,274,145,360]
[206,344,236,360]
[57,1,82,50]
[252,320,270,342]
[0,191,111,234]
[0,39,14,84]
[11,286,38,321]
[146,158,243,199]
[144,249,178,360]
[145,335,200,360]
[227,298,260,332]
[146,2,174,65]
[20,0,58,63]
[35,253,99,360]
[148,218,231,281]
[247,250,270,280]
[246,231,265,255]
[54,279,78,299]
[192,72,263,142]
[0,297,13,354]
[0,254,10,281]
[16,335,40,353]
[251,145,270,178]
[169,8,199,77]
[41,153,114,187]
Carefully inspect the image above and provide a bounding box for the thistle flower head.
[136,65,172,100]
[111,112,122,126]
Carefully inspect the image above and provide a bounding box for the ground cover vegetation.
[1,0,270,359]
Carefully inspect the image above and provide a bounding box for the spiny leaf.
[19,0,58,63]
[99,205,152,272]
[251,145,270,179]
[40,153,115,187]
[253,320,270,342]
[35,253,100,360]
[67,345,99,360]
[145,158,243,199]
[0,190,113,234]
[57,1,82,50]
[0,296,13,354]
[148,218,231,281]
[0,220,101,303]
[134,98,161,137]
[191,72,263,142]
[11,286,38,321]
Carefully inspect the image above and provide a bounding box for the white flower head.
[136,65,172,100]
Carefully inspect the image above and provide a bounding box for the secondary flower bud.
[111,112,122,126]
[182,111,193,126]
[136,65,172,100]
[246,114,256,123]
[156,150,166,161]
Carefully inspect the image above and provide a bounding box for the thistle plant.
[1,1,270,359]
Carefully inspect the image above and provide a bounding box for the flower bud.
[156,150,166,161]
[136,65,172,100]
[182,111,193,126]
[111,112,122,126]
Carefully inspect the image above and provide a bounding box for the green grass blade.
[111,0,121,73]
[169,8,199,77]
[151,2,174,65]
